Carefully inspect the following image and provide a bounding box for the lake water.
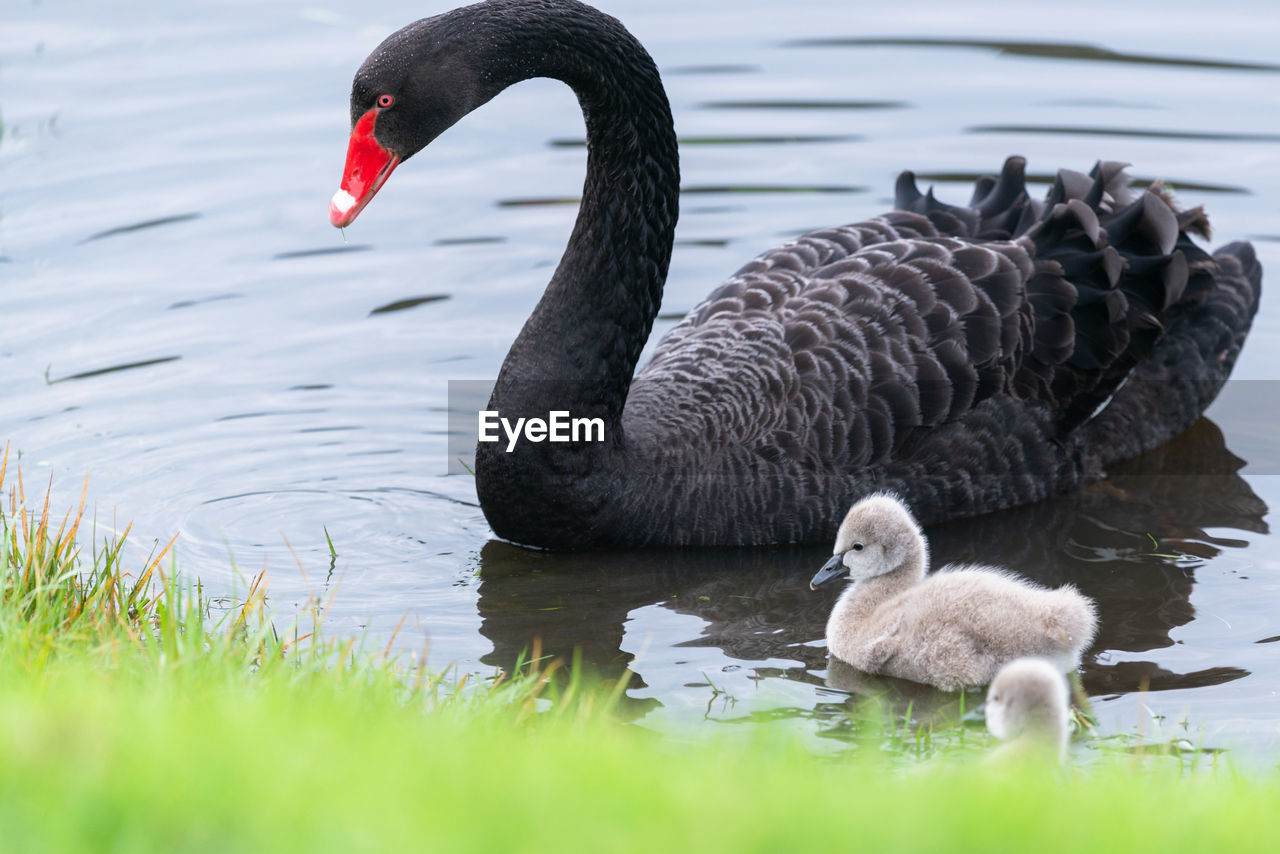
[3,0,1279,760]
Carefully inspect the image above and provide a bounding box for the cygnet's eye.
[852,542,864,551]
[377,94,395,108]
[990,693,1001,703]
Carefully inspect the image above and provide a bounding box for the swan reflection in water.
[472,417,1263,722]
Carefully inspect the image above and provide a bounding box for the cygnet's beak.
[810,553,848,590]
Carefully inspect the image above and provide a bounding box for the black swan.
[330,0,1262,549]
[810,494,1096,691]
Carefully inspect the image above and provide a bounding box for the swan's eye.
[377,94,395,108]
[852,543,864,551]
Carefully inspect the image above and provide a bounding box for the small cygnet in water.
[985,657,1072,761]
[811,494,1097,691]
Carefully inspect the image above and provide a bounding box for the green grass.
[2,452,1278,852]
[1,668,1275,853]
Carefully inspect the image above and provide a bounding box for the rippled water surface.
[4,0,1280,757]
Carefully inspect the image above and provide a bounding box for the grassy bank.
[2,670,1276,853]
[2,456,1278,852]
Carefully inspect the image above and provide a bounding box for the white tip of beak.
[330,189,357,215]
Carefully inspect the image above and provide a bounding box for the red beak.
[330,107,401,227]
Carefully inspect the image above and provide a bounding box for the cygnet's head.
[985,657,1071,753]
[810,494,925,589]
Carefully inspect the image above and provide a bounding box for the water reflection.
[369,294,450,315]
[664,64,760,75]
[1085,662,1249,697]
[782,36,1280,73]
[273,245,373,260]
[79,212,202,244]
[549,134,862,146]
[474,418,1265,713]
[168,293,244,310]
[432,236,506,246]
[475,541,828,682]
[698,100,909,111]
[967,124,1280,143]
[46,355,183,384]
[497,184,868,207]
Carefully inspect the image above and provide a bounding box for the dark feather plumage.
[343,0,1263,548]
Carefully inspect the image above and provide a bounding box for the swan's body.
[332,0,1262,549]
[986,657,1073,762]
[810,495,1097,691]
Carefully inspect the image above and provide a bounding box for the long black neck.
[436,2,679,544]
[471,0,679,438]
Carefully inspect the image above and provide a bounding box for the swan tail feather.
[1002,162,1245,436]
[892,171,984,236]
[895,171,923,209]
[1077,237,1261,466]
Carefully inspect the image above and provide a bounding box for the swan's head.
[985,657,1071,751]
[810,494,924,589]
[330,9,509,227]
